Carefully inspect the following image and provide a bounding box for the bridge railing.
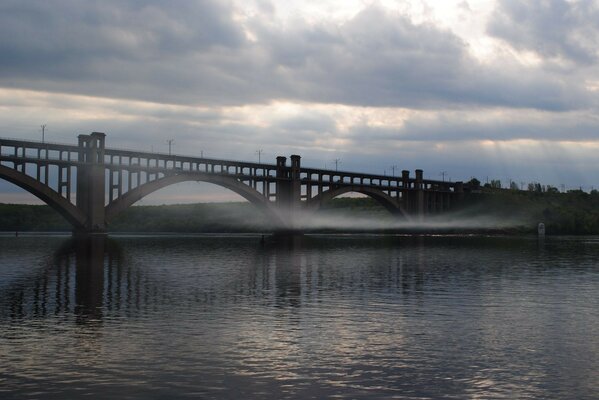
[299,167,460,191]
[1,136,468,193]
[103,147,278,169]
[0,137,80,148]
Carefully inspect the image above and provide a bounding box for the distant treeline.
[0,198,389,233]
[2,190,599,234]
[461,186,599,234]
[0,202,271,233]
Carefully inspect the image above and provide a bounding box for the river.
[1,234,599,399]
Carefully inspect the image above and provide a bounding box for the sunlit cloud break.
[1,0,598,203]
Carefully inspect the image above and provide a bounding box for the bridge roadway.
[0,132,468,234]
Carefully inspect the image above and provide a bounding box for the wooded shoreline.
[2,189,599,235]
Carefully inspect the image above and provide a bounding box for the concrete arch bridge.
[0,133,468,234]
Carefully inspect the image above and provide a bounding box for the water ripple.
[1,235,599,398]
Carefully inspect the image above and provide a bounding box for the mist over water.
[286,207,528,232]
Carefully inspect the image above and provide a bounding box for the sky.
[1,0,599,204]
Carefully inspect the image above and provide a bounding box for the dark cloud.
[252,6,591,110]
[0,0,247,100]
[0,1,593,111]
[488,0,599,64]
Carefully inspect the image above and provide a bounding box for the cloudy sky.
[1,0,599,203]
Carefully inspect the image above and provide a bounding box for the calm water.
[1,234,599,399]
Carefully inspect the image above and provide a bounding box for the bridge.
[0,132,469,234]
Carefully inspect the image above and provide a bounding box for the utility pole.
[440,171,447,182]
[41,124,46,143]
[256,149,263,163]
[333,158,341,171]
[167,139,174,155]
[390,165,397,177]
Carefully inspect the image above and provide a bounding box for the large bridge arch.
[105,172,286,227]
[0,165,87,229]
[305,185,408,218]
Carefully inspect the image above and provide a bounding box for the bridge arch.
[0,165,87,229]
[305,185,408,217]
[105,172,286,227]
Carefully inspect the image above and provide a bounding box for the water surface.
[1,234,599,399]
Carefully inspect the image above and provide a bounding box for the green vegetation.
[2,189,599,234]
[0,198,386,233]
[108,202,273,232]
[0,202,276,233]
[0,203,71,231]
[318,197,387,216]
[460,186,599,234]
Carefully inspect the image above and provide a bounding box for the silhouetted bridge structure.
[0,133,469,234]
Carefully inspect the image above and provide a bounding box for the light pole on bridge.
[333,158,341,171]
[167,139,174,155]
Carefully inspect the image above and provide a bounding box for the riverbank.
[1,189,599,234]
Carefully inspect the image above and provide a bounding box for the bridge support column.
[455,181,464,204]
[290,155,302,211]
[415,169,424,220]
[76,132,106,234]
[275,155,302,229]
[275,156,289,207]
[275,156,293,228]
[401,170,410,213]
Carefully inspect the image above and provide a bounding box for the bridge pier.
[290,155,302,211]
[401,170,410,213]
[275,155,302,229]
[415,169,424,220]
[75,132,107,234]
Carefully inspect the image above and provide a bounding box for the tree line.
[2,189,599,234]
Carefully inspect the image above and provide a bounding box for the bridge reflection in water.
[3,236,116,323]
[2,233,551,327]
[1,234,442,324]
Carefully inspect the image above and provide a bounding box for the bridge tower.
[290,154,302,210]
[401,170,410,213]
[415,169,424,220]
[275,154,302,227]
[76,132,106,234]
[275,156,289,207]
